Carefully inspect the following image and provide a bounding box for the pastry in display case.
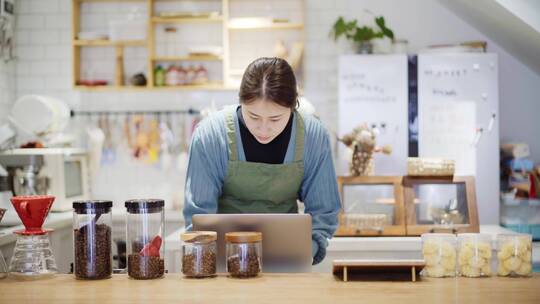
[335,176,406,236]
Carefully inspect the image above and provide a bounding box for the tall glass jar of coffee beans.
[125,199,165,280]
[181,231,217,278]
[73,200,113,280]
[225,232,262,278]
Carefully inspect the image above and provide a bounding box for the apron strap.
[225,107,238,161]
[293,111,305,162]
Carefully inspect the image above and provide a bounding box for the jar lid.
[225,232,262,243]
[73,200,112,210]
[181,231,217,243]
[125,199,164,211]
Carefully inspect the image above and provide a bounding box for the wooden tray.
[332,259,425,282]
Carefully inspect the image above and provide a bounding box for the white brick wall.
[14,0,76,108]
[0,61,16,123]
[4,0,539,205]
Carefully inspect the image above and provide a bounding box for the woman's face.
[241,99,292,144]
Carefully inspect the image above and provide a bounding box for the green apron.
[218,107,305,214]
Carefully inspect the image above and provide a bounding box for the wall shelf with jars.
[71,0,305,91]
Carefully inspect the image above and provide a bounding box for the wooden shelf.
[151,16,223,24]
[75,0,147,2]
[227,23,304,30]
[74,85,149,92]
[153,83,236,91]
[74,83,237,92]
[72,0,305,92]
[151,55,223,61]
[73,39,147,47]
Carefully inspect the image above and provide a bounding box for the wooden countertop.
[1,274,539,303]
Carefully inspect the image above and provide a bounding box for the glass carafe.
[9,195,58,279]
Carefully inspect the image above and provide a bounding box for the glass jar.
[421,233,456,278]
[457,233,492,277]
[226,232,262,278]
[181,231,217,278]
[496,234,532,277]
[73,200,113,280]
[126,199,165,280]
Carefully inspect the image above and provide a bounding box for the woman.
[183,57,340,265]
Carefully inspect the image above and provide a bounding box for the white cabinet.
[418,53,499,224]
[338,55,409,175]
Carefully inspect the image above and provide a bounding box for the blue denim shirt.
[183,108,340,265]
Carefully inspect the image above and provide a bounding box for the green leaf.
[375,16,394,40]
[354,26,376,42]
[330,17,346,40]
[330,15,395,44]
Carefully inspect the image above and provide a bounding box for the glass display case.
[404,176,479,235]
[335,176,406,236]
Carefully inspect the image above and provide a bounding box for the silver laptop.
[193,213,312,273]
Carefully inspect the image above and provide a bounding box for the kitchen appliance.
[9,195,58,279]
[0,148,90,212]
[193,214,312,273]
[9,95,73,147]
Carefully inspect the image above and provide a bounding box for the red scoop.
[10,195,55,235]
[140,235,162,257]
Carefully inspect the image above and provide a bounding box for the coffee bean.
[131,240,144,254]
[128,254,164,280]
[74,223,112,280]
[182,250,216,277]
[227,253,261,278]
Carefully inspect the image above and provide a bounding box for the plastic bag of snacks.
[496,234,532,277]
[421,233,456,277]
[457,233,492,277]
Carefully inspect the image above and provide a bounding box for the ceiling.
[438,0,540,76]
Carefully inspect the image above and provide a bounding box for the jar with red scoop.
[125,199,165,279]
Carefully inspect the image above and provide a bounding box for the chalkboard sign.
[338,55,408,175]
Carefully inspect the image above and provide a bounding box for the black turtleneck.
[237,107,293,164]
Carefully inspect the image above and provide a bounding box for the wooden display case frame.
[334,176,407,236]
[403,175,479,235]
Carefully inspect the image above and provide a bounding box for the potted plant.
[330,16,394,54]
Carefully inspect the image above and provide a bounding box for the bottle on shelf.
[155,65,166,87]
[166,65,179,86]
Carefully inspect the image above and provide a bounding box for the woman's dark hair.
[239,57,298,109]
